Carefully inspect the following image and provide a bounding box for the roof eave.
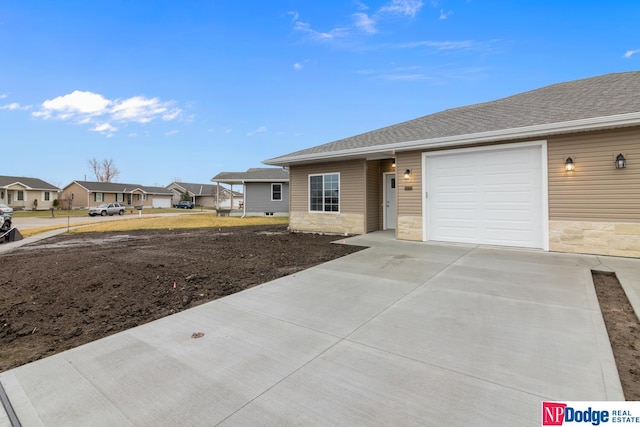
[263,112,640,166]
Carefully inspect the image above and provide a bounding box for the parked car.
[174,201,194,209]
[0,204,13,215]
[88,203,126,216]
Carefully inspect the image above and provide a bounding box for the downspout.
[241,180,246,218]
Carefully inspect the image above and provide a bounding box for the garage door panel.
[426,145,543,249]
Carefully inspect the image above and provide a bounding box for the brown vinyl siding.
[60,182,90,208]
[290,160,366,214]
[548,126,640,222]
[365,160,380,232]
[396,151,423,217]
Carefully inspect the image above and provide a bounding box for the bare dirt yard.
[592,271,640,400]
[1,225,638,402]
[0,225,364,372]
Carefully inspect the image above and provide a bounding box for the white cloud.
[293,62,304,70]
[33,90,111,120]
[165,130,179,136]
[378,39,474,50]
[379,0,423,17]
[354,0,369,10]
[291,0,423,44]
[383,73,430,80]
[287,11,299,21]
[353,12,377,34]
[0,94,7,99]
[247,126,267,136]
[294,20,350,41]
[623,49,640,58]
[110,95,178,123]
[31,90,182,135]
[0,102,30,110]
[91,122,118,135]
[439,9,452,19]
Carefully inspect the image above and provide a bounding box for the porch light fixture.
[404,169,411,180]
[392,158,396,168]
[564,157,575,172]
[615,153,626,169]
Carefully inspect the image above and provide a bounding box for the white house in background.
[166,182,243,209]
[211,168,289,216]
[0,176,60,210]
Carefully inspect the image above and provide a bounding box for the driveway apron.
[0,232,629,427]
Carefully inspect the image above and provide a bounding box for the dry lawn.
[71,215,289,233]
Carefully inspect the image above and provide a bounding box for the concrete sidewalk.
[1,233,637,426]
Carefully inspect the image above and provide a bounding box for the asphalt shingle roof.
[212,168,289,182]
[170,182,243,197]
[0,176,59,190]
[265,71,640,163]
[72,181,172,195]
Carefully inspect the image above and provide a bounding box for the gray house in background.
[212,168,289,217]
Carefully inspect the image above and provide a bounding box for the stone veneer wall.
[550,220,640,258]
[289,211,365,235]
[397,215,422,241]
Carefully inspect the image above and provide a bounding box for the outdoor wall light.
[392,158,396,168]
[404,168,411,179]
[564,157,575,172]
[615,153,626,169]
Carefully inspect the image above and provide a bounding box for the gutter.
[263,111,640,166]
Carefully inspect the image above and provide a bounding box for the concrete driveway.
[1,232,637,426]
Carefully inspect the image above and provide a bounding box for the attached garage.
[267,72,640,257]
[423,142,548,249]
[152,197,172,208]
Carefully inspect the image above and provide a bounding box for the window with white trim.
[44,191,50,201]
[271,183,282,201]
[137,194,147,201]
[17,190,24,201]
[116,193,124,202]
[94,193,104,202]
[309,173,339,212]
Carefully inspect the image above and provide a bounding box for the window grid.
[309,173,339,212]
[272,183,282,201]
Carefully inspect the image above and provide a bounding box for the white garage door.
[425,143,545,249]
[152,197,172,208]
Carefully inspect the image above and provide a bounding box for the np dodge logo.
[542,402,640,426]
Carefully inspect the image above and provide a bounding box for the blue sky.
[1,0,639,188]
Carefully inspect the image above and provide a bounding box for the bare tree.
[89,158,120,182]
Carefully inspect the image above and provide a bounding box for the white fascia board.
[263,112,640,166]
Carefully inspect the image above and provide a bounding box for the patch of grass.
[20,224,92,237]
[12,207,215,218]
[12,209,88,218]
[71,216,289,233]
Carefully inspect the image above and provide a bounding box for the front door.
[127,194,132,206]
[384,173,397,230]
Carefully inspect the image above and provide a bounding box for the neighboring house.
[0,175,60,210]
[265,71,640,258]
[60,181,174,209]
[211,168,289,216]
[166,182,243,209]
